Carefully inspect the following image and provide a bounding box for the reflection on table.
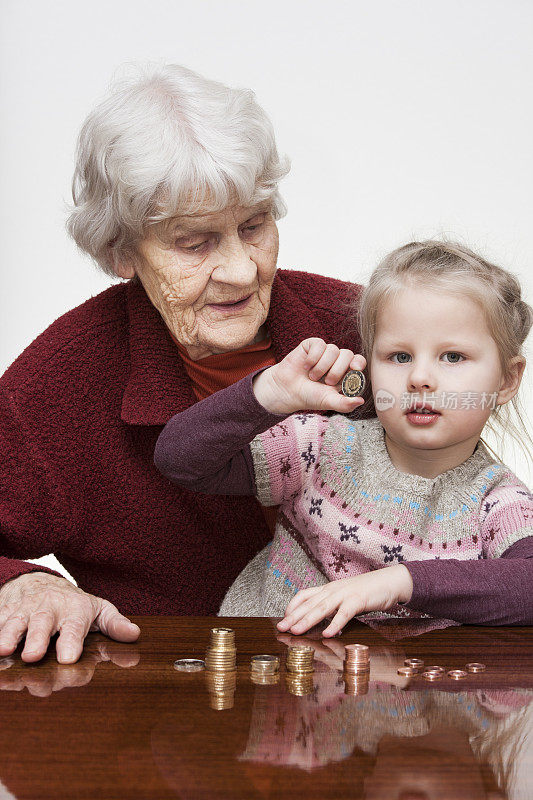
[0,617,531,799]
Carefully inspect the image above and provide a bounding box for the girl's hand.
[253,337,367,415]
[276,565,414,637]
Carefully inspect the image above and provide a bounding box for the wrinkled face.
[370,285,510,463]
[128,201,279,359]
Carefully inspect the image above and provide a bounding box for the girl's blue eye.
[389,352,465,364]
[390,353,411,364]
[442,352,464,363]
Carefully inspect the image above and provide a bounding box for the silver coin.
[173,658,206,672]
[251,655,279,663]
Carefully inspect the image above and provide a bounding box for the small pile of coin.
[250,654,280,685]
[286,645,315,674]
[205,627,237,672]
[397,657,486,681]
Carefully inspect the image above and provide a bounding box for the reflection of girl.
[238,674,532,800]
[155,241,533,632]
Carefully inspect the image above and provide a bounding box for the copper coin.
[404,658,424,669]
[448,669,468,680]
[341,370,366,397]
[397,666,417,677]
[422,670,443,681]
[466,662,486,673]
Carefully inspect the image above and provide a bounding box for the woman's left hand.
[277,564,414,637]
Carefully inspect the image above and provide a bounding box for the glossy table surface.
[0,616,532,799]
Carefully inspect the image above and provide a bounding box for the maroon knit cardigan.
[0,270,367,615]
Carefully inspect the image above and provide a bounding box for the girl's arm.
[403,538,533,625]
[278,484,533,634]
[154,369,288,495]
[278,540,533,636]
[154,338,365,495]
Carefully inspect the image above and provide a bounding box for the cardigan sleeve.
[0,386,69,588]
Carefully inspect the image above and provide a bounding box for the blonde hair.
[356,240,533,466]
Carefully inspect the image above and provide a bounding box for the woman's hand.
[0,572,140,664]
[277,565,414,637]
[252,337,367,415]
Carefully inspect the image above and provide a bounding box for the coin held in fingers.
[341,370,366,398]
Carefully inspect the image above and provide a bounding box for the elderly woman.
[0,64,368,664]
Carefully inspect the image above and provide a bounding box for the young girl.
[154,240,533,634]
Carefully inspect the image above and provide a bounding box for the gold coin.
[341,370,366,398]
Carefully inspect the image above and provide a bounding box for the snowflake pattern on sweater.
[221,415,533,619]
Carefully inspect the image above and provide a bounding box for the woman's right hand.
[253,337,367,415]
[0,572,140,664]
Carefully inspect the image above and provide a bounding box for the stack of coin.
[344,672,370,695]
[205,627,237,672]
[285,673,315,696]
[344,644,370,675]
[205,670,237,710]
[286,645,315,674]
[344,645,370,693]
[250,655,280,685]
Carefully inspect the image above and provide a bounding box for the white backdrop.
[1,0,532,579]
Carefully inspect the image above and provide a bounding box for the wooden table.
[0,616,531,799]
